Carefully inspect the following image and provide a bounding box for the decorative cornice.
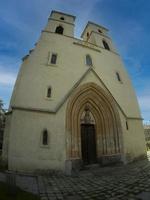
[73,41,101,53]
[11,106,55,114]
[90,30,111,40]
[50,10,76,20]
[42,31,120,56]
[48,18,75,26]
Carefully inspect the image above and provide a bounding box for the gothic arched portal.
[66,82,123,164]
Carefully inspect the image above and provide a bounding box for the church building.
[2,10,146,173]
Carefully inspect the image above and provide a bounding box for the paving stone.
[137,192,150,200]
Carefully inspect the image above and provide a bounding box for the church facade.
[2,11,146,172]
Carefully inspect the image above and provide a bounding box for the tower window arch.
[60,17,64,20]
[42,129,48,145]
[55,26,64,34]
[47,87,52,98]
[98,29,102,33]
[103,40,110,50]
[116,72,122,82]
[51,53,57,64]
[86,54,93,66]
[126,121,129,130]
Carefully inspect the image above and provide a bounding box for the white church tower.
[2,11,146,173]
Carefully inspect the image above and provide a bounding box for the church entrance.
[66,83,122,167]
[81,124,97,164]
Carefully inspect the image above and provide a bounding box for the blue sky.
[0,0,150,123]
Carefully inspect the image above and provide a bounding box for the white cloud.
[0,72,16,86]
[137,92,150,121]
[138,95,150,111]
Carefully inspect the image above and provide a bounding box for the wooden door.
[81,124,97,165]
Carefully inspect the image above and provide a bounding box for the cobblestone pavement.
[1,152,150,199]
[147,151,150,161]
[0,172,38,195]
[38,154,150,200]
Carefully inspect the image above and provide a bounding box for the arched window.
[60,17,64,20]
[51,53,57,64]
[126,121,129,130]
[42,129,48,145]
[103,40,110,50]
[47,87,51,98]
[98,29,102,33]
[116,72,121,82]
[55,26,64,34]
[86,55,93,66]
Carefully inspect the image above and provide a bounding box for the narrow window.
[55,26,64,34]
[47,87,51,98]
[42,129,48,145]
[126,121,129,130]
[103,40,110,50]
[51,54,57,64]
[98,29,102,33]
[87,32,89,37]
[116,72,121,82]
[86,55,93,66]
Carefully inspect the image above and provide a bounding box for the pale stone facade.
[2,10,146,172]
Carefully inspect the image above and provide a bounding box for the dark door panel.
[81,124,97,164]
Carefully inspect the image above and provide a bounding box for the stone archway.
[66,82,123,165]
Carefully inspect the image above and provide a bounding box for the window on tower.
[47,87,52,98]
[116,72,122,83]
[42,129,48,145]
[50,53,57,64]
[55,26,64,34]
[86,55,93,66]
[60,17,64,20]
[126,121,129,130]
[103,40,110,50]
[98,29,102,33]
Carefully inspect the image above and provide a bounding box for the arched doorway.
[66,82,123,166]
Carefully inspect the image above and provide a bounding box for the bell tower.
[81,21,116,53]
[44,10,76,37]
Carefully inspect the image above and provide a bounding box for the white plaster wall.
[119,111,146,162]
[51,12,75,24]
[8,105,66,172]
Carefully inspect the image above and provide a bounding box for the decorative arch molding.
[66,82,123,162]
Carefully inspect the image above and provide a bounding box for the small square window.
[51,54,57,64]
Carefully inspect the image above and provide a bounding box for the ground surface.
[0,152,150,200]
[38,152,150,200]
[0,181,39,200]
